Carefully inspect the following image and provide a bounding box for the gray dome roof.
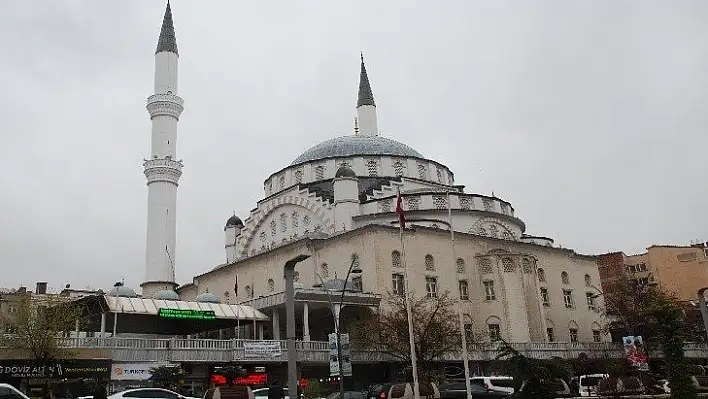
[335,165,356,178]
[107,286,138,298]
[291,135,423,165]
[319,279,359,292]
[195,292,221,303]
[226,215,244,228]
[152,290,180,300]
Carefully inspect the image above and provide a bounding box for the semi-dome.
[195,292,221,303]
[226,215,244,228]
[318,278,360,292]
[152,289,180,300]
[291,135,423,165]
[107,285,138,298]
[335,165,356,178]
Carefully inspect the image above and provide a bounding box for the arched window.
[501,257,515,273]
[561,271,570,285]
[485,316,502,342]
[320,263,329,278]
[521,258,532,273]
[315,165,325,180]
[393,161,405,177]
[538,268,546,282]
[425,254,435,271]
[584,274,591,286]
[456,258,465,274]
[392,251,402,268]
[293,271,300,282]
[245,285,252,298]
[366,160,378,176]
[280,213,287,232]
[267,279,275,292]
[294,169,303,183]
[478,258,493,274]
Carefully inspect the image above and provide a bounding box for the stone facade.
[179,224,606,344]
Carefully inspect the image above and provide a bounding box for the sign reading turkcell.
[158,308,216,320]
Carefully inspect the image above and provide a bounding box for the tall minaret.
[356,54,379,136]
[141,1,184,298]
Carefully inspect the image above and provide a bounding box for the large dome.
[291,135,423,165]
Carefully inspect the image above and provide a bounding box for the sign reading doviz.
[158,308,216,320]
[244,342,282,359]
[328,333,352,377]
[0,359,111,381]
[622,335,649,371]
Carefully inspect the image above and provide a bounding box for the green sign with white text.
[158,308,216,320]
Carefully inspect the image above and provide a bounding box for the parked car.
[438,381,510,398]
[108,388,200,399]
[387,382,439,399]
[468,377,515,395]
[0,383,31,399]
[252,388,290,399]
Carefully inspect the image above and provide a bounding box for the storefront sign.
[111,363,176,381]
[0,359,111,380]
[158,308,216,320]
[243,342,282,358]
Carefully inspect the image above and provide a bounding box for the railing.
[57,337,708,363]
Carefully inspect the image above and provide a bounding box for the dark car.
[438,382,509,399]
[367,384,394,399]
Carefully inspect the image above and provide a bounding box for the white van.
[468,377,515,394]
[579,374,609,397]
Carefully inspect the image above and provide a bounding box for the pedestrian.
[203,380,216,399]
[93,380,108,399]
[267,379,284,399]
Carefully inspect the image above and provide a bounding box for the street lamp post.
[112,281,123,337]
[313,257,362,399]
[284,254,311,399]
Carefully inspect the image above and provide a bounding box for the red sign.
[211,373,268,386]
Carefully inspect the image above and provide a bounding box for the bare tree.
[350,291,462,380]
[0,294,83,360]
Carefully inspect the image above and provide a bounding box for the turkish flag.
[396,188,405,228]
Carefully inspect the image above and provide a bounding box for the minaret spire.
[357,53,375,107]
[142,2,184,298]
[156,1,178,55]
[356,53,379,136]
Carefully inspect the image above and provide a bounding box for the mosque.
[121,2,607,348]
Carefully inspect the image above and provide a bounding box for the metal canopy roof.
[104,296,269,321]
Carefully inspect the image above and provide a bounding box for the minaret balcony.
[143,157,183,185]
[146,93,184,119]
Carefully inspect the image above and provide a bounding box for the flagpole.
[447,191,472,399]
[397,188,420,399]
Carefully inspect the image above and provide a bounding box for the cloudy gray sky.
[1,1,706,292]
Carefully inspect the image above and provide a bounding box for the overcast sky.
[1,1,706,292]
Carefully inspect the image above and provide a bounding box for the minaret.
[357,53,379,136]
[141,1,184,298]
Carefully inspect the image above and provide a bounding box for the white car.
[0,383,31,399]
[252,387,290,399]
[108,388,199,399]
[468,377,515,394]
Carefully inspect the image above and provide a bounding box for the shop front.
[0,359,111,398]
[110,362,179,392]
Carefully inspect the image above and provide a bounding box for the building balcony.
[53,337,708,363]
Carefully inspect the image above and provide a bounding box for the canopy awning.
[71,295,269,335]
[103,296,269,321]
